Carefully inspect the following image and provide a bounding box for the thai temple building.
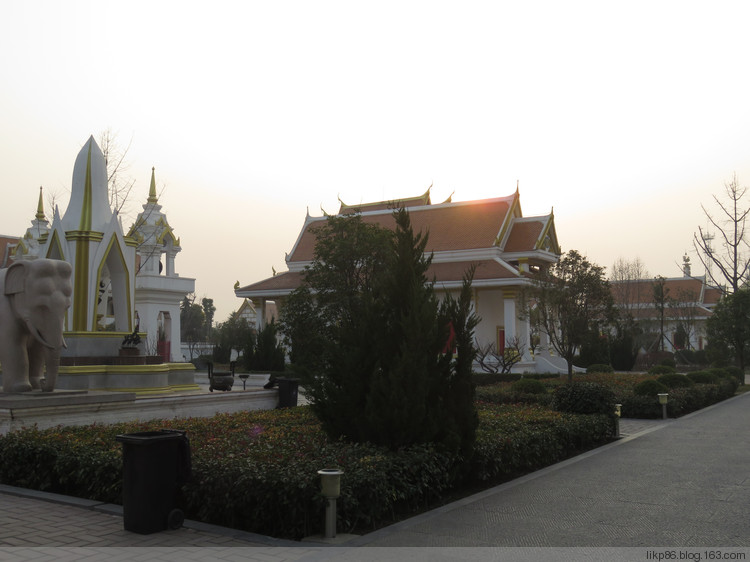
[5,136,196,393]
[610,255,721,354]
[236,188,567,373]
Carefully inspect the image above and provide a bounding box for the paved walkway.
[2,398,750,560]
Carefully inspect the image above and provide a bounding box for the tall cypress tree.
[281,208,478,454]
[364,208,442,448]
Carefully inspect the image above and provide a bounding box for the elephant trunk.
[39,346,60,392]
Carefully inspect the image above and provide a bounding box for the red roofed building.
[235,188,563,373]
[610,259,721,353]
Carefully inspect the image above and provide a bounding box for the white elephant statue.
[0,259,72,393]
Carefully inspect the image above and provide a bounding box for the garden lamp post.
[614,403,622,437]
[658,393,668,420]
[318,469,343,539]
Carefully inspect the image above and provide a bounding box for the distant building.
[610,257,721,352]
[236,188,566,373]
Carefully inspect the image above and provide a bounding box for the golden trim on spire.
[79,140,94,231]
[148,167,158,203]
[36,186,46,221]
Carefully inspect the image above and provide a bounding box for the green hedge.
[473,373,560,386]
[510,378,548,395]
[475,386,553,407]
[620,377,738,418]
[0,403,613,539]
[552,382,616,418]
[586,364,614,374]
[471,405,612,481]
[656,373,694,389]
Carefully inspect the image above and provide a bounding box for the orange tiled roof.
[237,270,304,295]
[611,277,709,305]
[504,219,545,252]
[703,286,722,305]
[290,198,514,262]
[237,259,518,296]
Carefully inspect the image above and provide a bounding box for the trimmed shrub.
[648,365,676,376]
[511,378,547,395]
[656,373,694,389]
[633,379,669,397]
[687,371,719,385]
[619,394,663,419]
[659,357,677,368]
[587,364,614,374]
[552,383,616,417]
[724,366,744,382]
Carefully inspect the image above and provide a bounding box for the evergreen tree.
[282,208,478,454]
[247,319,286,371]
[436,270,480,457]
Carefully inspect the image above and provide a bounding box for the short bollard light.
[318,469,343,539]
[658,393,669,419]
[614,403,622,437]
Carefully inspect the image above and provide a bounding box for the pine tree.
[282,208,478,454]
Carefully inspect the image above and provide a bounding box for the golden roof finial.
[147,167,158,203]
[35,186,46,221]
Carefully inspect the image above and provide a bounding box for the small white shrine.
[10,136,197,393]
[128,167,195,362]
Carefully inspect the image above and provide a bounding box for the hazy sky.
[2,1,750,322]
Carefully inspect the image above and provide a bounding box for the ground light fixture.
[318,468,343,539]
[614,403,622,437]
[658,393,669,419]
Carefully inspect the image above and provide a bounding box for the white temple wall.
[473,288,505,348]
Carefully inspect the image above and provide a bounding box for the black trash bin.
[277,377,300,408]
[115,429,191,534]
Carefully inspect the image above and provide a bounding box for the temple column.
[518,316,533,361]
[502,289,517,348]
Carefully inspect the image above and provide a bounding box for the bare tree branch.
[693,173,750,295]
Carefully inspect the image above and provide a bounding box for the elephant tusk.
[32,327,56,349]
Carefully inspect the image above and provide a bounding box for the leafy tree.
[527,250,615,382]
[215,311,254,364]
[694,173,750,295]
[281,209,478,454]
[180,294,205,359]
[706,289,750,370]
